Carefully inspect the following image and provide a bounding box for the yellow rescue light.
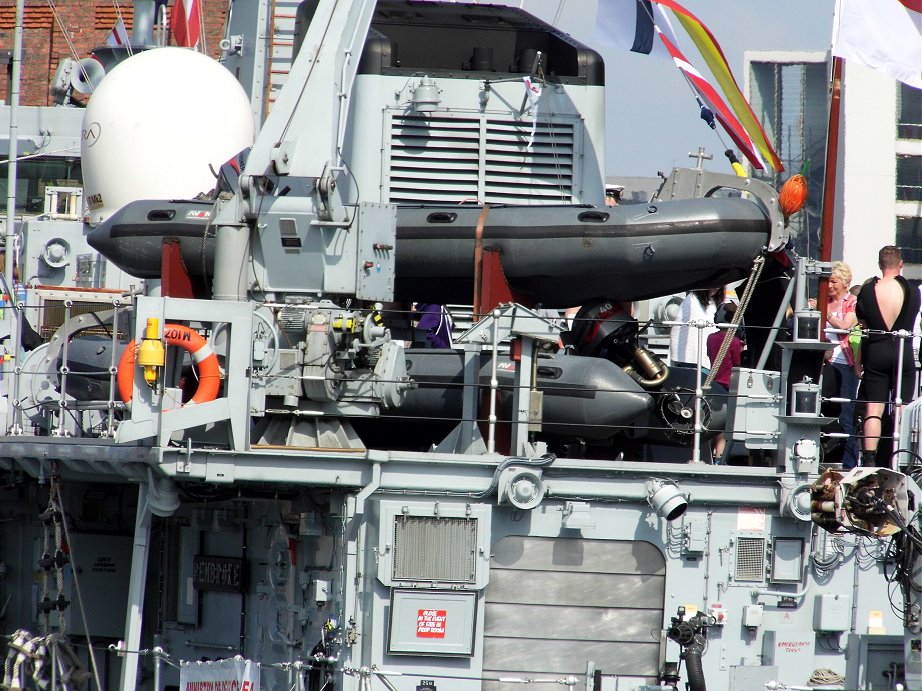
[136,317,165,388]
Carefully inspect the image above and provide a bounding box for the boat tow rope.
[38,472,69,637]
[1,467,96,691]
[2,629,89,691]
[703,255,765,392]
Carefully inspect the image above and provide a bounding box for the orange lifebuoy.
[117,324,221,405]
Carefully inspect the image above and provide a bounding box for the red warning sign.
[416,609,447,638]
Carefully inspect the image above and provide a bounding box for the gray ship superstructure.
[0,3,918,691]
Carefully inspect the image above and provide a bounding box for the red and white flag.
[833,0,922,89]
[171,0,202,49]
[523,75,543,150]
[105,18,129,47]
[655,29,766,170]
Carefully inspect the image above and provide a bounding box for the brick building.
[0,1,228,107]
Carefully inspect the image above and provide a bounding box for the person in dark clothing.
[413,303,453,349]
[855,246,921,466]
[706,302,743,459]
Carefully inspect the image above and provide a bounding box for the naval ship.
[0,2,918,691]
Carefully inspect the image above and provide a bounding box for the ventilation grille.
[388,114,576,205]
[735,537,766,582]
[161,521,180,624]
[392,515,478,583]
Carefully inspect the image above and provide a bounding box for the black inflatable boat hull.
[88,197,770,305]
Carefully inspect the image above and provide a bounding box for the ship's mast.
[3,0,24,435]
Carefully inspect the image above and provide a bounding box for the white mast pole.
[4,0,24,434]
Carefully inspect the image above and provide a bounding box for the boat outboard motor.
[666,606,712,691]
[568,299,669,388]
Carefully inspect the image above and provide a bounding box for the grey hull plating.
[88,197,770,305]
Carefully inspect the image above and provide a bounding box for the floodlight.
[645,478,688,521]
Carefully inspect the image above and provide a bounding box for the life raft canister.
[117,323,221,405]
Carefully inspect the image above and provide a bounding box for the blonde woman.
[825,261,858,468]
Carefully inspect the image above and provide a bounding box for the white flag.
[105,18,129,47]
[523,76,543,150]
[832,0,922,89]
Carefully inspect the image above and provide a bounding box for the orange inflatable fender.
[117,323,221,405]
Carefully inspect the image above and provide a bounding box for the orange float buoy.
[778,160,810,218]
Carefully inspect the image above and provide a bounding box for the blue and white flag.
[593,0,679,59]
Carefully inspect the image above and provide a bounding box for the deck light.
[646,478,688,522]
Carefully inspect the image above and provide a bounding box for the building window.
[0,158,81,214]
[897,155,922,203]
[897,216,922,264]
[898,83,922,140]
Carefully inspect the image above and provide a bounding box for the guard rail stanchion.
[893,330,912,470]
[691,319,707,464]
[487,308,500,454]
[53,300,73,437]
[105,302,122,438]
[663,317,710,464]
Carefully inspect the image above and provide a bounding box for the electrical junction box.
[762,630,816,686]
[725,368,780,449]
[814,593,850,632]
[742,604,763,628]
[683,517,706,555]
[708,603,727,625]
[314,579,330,604]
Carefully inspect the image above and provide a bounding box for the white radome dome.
[81,47,255,225]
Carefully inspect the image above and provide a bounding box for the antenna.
[50,58,76,103]
[70,57,106,94]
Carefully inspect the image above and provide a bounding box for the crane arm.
[243,0,376,181]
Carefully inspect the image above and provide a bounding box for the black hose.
[684,645,706,691]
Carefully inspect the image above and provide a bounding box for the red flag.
[171,0,201,49]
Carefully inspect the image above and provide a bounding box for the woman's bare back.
[875,276,905,330]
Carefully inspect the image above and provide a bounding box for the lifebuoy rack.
[115,296,254,451]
